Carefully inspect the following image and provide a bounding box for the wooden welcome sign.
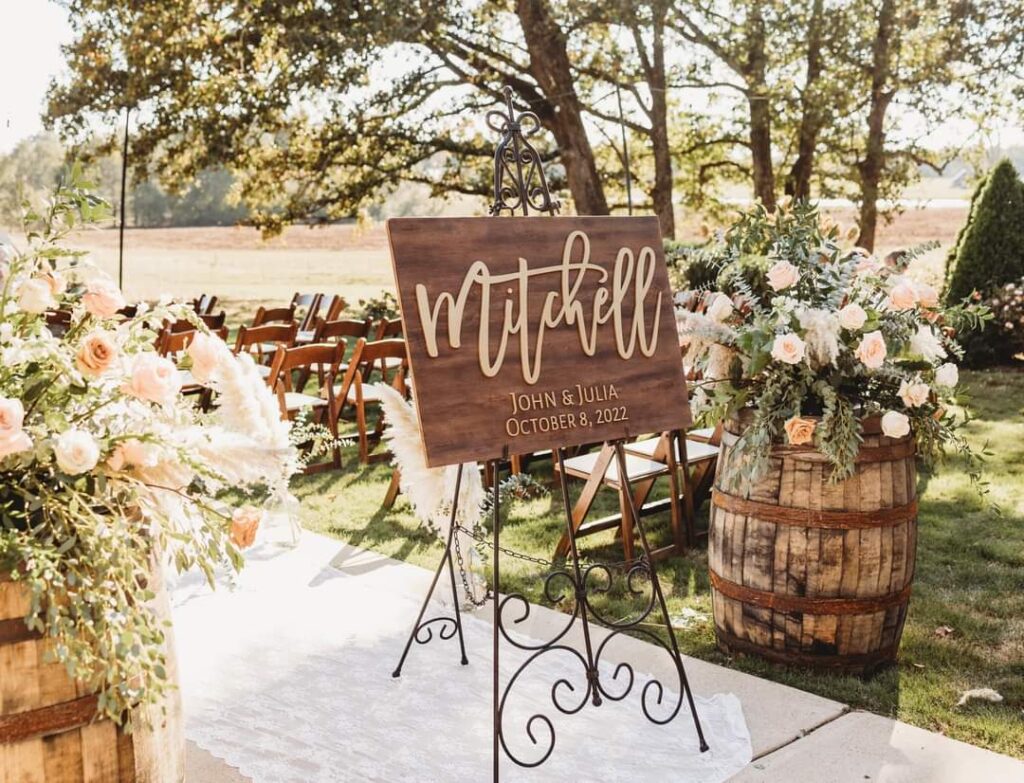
[386,215,691,467]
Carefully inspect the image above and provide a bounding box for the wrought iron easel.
[391,85,708,781]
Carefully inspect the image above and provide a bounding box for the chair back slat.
[252,304,297,326]
[374,317,403,340]
[234,322,298,360]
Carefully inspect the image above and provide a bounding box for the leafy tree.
[944,159,1024,304]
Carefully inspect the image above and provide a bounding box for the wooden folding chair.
[45,309,72,337]
[623,429,721,547]
[193,294,219,315]
[333,337,409,464]
[251,304,297,327]
[234,322,298,380]
[266,342,346,473]
[374,317,403,340]
[294,295,347,344]
[171,311,226,332]
[156,326,229,407]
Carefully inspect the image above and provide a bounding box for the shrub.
[944,159,1024,305]
[664,239,717,291]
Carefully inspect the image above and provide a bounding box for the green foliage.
[944,160,1024,304]
[664,239,718,291]
[356,291,400,321]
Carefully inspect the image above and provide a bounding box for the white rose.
[909,325,947,364]
[771,333,806,365]
[17,278,55,314]
[934,363,959,388]
[898,379,930,408]
[766,259,800,291]
[54,429,100,475]
[706,292,734,322]
[837,303,867,331]
[880,410,911,439]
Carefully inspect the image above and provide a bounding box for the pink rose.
[123,353,181,405]
[76,330,119,378]
[0,397,33,459]
[887,279,919,311]
[837,303,867,331]
[107,438,160,471]
[771,333,806,365]
[855,330,888,369]
[186,331,231,385]
[83,279,126,319]
[766,259,800,291]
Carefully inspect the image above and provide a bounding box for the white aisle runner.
[171,534,752,782]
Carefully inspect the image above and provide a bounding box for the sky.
[0,1,72,154]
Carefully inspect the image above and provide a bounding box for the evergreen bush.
[944,159,1024,304]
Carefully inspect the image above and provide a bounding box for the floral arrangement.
[0,170,297,723]
[676,201,989,488]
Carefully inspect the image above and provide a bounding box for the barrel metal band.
[715,626,900,671]
[709,570,913,615]
[712,489,917,530]
[0,618,43,646]
[0,695,99,744]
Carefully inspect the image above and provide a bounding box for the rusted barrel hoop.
[715,627,900,669]
[0,618,43,646]
[710,570,913,615]
[0,695,100,744]
[711,489,917,530]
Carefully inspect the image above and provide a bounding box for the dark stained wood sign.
[386,216,691,467]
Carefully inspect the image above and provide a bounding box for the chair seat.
[337,383,403,404]
[255,364,272,379]
[558,449,668,487]
[624,437,720,464]
[283,391,328,411]
[688,427,716,443]
[295,330,317,344]
[258,342,292,354]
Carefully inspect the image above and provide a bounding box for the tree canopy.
[48,0,1024,242]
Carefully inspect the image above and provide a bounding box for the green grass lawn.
[292,369,1024,758]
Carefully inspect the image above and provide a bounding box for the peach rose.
[186,331,230,385]
[880,410,911,439]
[853,254,882,276]
[230,505,261,548]
[76,330,119,378]
[123,353,181,405]
[766,259,800,291]
[837,302,867,331]
[898,379,930,408]
[783,416,816,446]
[771,333,806,365]
[854,330,887,369]
[887,278,919,311]
[107,438,160,471]
[0,397,33,459]
[915,282,939,308]
[82,279,126,319]
[39,270,66,297]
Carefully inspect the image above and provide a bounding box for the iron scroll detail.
[488,85,560,217]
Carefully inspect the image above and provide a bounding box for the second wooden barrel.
[709,415,918,674]
[0,564,185,781]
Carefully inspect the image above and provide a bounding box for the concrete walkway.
[182,535,1023,782]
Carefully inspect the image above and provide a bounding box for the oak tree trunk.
[645,8,675,238]
[857,0,897,252]
[515,0,609,216]
[785,0,824,200]
[745,4,775,210]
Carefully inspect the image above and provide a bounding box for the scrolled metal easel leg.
[612,442,710,753]
[392,464,466,678]
[491,460,502,782]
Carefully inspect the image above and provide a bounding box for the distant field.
[58,205,965,317]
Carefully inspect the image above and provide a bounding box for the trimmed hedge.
[944,159,1024,304]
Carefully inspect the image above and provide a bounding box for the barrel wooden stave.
[709,419,918,673]
[0,566,184,783]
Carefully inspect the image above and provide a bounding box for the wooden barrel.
[708,414,917,674]
[0,564,185,781]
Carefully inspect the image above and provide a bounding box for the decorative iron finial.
[488,85,560,216]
